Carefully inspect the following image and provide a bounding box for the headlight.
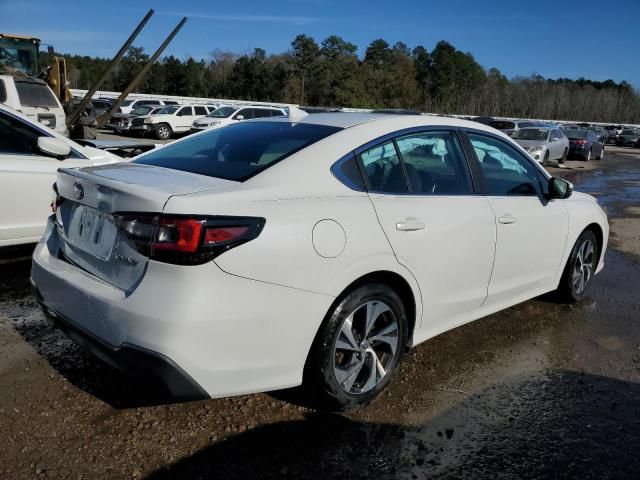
[144,118,154,124]
[528,146,544,152]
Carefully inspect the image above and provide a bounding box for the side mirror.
[548,177,573,200]
[235,115,244,121]
[37,137,71,159]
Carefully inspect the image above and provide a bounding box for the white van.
[0,74,67,136]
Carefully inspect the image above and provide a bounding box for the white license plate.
[67,205,117,260]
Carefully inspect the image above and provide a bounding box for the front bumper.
[30,217,333,399]
[130,124,152,132]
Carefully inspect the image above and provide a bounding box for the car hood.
[514,139,547,149]
[145,114,172,122]
[80,145,123,164]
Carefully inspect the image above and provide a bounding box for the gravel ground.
[0,146,639,479]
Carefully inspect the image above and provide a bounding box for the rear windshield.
[512,128,549,141]
[566,130,588,139]
[134,121,341,181]
[490,121,515,130]
[15,81,58,108]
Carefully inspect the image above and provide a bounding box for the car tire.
[304,282,408,412]
[597,147,604,160]
[154,123,173,140]
[557,229,598,303]
[542,150,550,166]
[585,149,592,162]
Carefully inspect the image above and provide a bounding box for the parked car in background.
[117,98,179,115]
[106,105,163,134]
[0,74,67,136]
[31,113,608,411]
[489,119,537,136]
[615,128,640,147]
[585,126,608,143]
[604,125,621,144]
[512,127,569,165]
[90,98,114,117]
[131,104,215,139]
[566,129,605,161]
[0,103,120,246]
[190,105,286,133]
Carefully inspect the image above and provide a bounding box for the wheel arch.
[585,222,604,266]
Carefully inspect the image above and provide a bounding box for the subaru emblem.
[73,183,84,200]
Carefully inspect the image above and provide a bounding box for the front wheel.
[304,283,408,411]
[542,150,550,166]
[557,230,598,303]
[559,148,568,164]
[154,123,173,140]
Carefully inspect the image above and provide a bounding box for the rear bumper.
[30,217,333,399]
[33,282,208,401]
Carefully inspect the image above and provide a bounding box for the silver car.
[512,127,569,165]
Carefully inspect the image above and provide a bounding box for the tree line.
[49,35,640,123]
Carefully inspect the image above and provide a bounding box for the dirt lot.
[1,146,639,479]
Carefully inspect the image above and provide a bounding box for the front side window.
[134,122,341,181]
[270,109,285,117]
[468,133,541,196]
[394,131,472,195]
[0,110,39,154]
[0,79,6,103]
[359,141,408,193]
[235,109,254,120]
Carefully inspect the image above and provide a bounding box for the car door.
[0,110,89,245]
[548,129,561,160]
[175,106,194,131]
[360,129,496,328]
[465,131,569,305]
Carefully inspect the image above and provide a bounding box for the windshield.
[566,130,589,139]
[208,106,237,118]
[490,121,516,130]
[121,100,133,107]
[512,129,549,141]
[134,122,341,181]
[15,81,58,108]
[156,106,178,115]
[132,106,153,116]
[621,129,637,135]
[0,37,39,76]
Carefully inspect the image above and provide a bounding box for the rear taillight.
[114,213,265,265]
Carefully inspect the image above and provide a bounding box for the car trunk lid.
[54,163,237,291]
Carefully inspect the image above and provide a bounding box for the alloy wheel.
[333,300,399,395]
[572,238,595,295]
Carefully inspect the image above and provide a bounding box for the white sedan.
[31,113,608,411]
[0,104,120,247]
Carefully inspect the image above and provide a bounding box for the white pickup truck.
[129,104,215,139]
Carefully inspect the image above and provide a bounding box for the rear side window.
[134,122,341,181]
[270,109,285,117]
[490,121,516,130]
[194,106,207,115]
[395,131,472,195]
[15,81,58,107]
[359,141,408,193]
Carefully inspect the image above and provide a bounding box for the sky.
[2,0,639,87]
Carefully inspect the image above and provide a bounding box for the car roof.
[266,112,414,128]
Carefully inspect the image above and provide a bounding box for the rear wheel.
[305,283,408,411]
[557,230,598,303]
[154,123,173,140]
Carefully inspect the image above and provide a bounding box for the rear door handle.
[498,215,518,224]
[396,221,426,231]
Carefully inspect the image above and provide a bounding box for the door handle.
[396,221,426,231]
[498,215,518,224]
